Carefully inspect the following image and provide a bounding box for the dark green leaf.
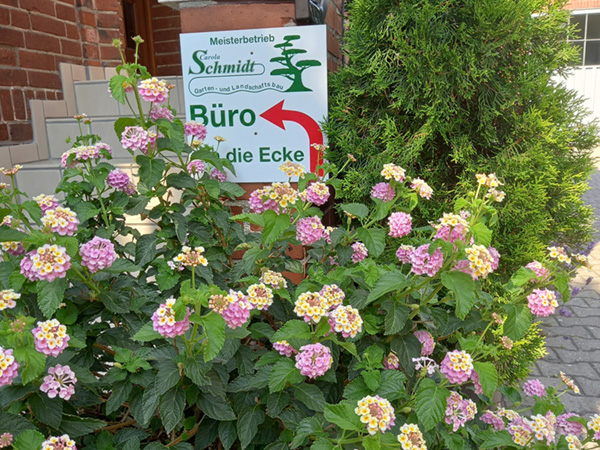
[262,211,291,245]
[73,202,100,223]
[36,278,67,318]
[390,334,421,377]
[503,304,532,341]
[271,320,311,342]
[106,380,133,415]
[13,430,46,450]
[201,312,226,362]
[441,271,476,320]
[324,403,362,431]
[59,415,106,437]
[0,225,27,242]
[310,439,334,450]
[266,391,290,417]
[137,155,166,188]
[103,259,140,273]
[415,378,449,431]
[29,393,63,429]
[166,172,197,189]
[0,412,36,435]
[294,383,325,412]
[366,271,408,304]
[269,358,304,392]
[184,358,211,386]
[218,421,237,450]
[341,203,369,220]
[381,300,410,335]
[197,394,236,421]
[237,406,266,450]
[159,387,185,433]
[135,234,158,267]
[376,370,407,401]
[173,212,188,244]
[132,323,162,342]
[473,361,498,398]
[356,227,386,257]
[478,430,516,448]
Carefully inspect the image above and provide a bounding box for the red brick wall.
[0,0,124,144]
[566,0,600,9]
[326,0,344,72]
[150,0,182,76]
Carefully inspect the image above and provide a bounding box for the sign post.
[180,25,328,183]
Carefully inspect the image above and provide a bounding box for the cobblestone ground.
[528,158,600,422]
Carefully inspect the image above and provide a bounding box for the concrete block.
[74,81,120,117]
[14,167,61,197]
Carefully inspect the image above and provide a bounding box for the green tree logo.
[270,35,321,92]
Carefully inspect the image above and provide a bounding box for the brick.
[56,3,76,22]
[61,39,83,57]
[31,14,66,36]
[0,7,9,25]
[97,12,121,29]
[81,27,99,43]
[95,0,122,12]
[65,23,79,40]
[28,71,62,90]
[25,32,60,53]
[0,90,14,122]
[0,48,17,66]
[155,65,182,76]
[327,29,342,60]
[153,16,182,31]
[78,10,96,27]
[0,123,8,142]
[155,53,182,66]
[12,90,26,120]
[9,122,33,141]
[1,0,18,6]
[0,28,24,47]
[18,50,55,70]
[154,41,180,54]
[98,28,121,42]
[10,9,30,29]
[154,30,181,43]
[76,0,93,7]
[0,68,27,87]
[19,0,55,15]
[326,5,343,36]
[99,44,120,61]
[83,43,100,60]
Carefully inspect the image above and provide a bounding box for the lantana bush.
[0,39,599,450]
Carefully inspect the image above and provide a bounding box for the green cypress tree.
[325,0,598,273]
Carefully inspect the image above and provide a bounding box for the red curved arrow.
[260,100,324,175]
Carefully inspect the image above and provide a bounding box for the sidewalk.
[528,160,600,417]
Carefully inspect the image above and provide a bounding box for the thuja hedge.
[324,0,598,274]
[1,40,600,450]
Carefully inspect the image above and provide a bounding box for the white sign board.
[180,25,328,182]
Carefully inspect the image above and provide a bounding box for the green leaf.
[271,320,311,342]
[269,358,304,392]
[473,361,498,398]
[441,271,476,320]
[36,278,66,318]
[478,430,515,448]
[29,393,63,429]
[114,117,138,139]
[471,222,492,247]
[291,416,323,448]
[200,312,226,361]
[237,406,266,450]
[381,300,410,335]
[390,334,421,376]
[137,155,166,188]
[13,346,46,385]
[103,258,140,273]
[0,413,36,435]
[159,387,185,433]
[262,211,291,245]
[376,370,407,401]
[109,74,128,104]
[183,358,211,386]
[294,383,326,412]
[22,200,42,224]
[267,391,290,417]
[73,202,100,222]
[324,403,362,431]
[13,430,46,450]
[507,267,536,288]
[503,304,532,341]
[356,227,386,257]
[218,421,237,450]
[415,378,449,431]
[106,380,133,415]
[135,234,158,267]
[132,322,162,342]
[126,196,149,215]
[166,172,197,189]
[59,415,106,437]
[362,370,381,391]
[363,435,381,450]
[341,203,369,220]
[172,212,187,244]
[197,394,236,421]
[311,439,334,450]
[230,213,265,227]
[366,270,408,304]
[0,225,27,241]
[220,181,246,198]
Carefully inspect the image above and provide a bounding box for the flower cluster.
[413,357,438,375]
[295,343,332,378]
[440,350,474,384]
[34,194,59,212]
[388,212,412,238]
[397,424,427,450]
[410,244,443,277]
[273,340,296,357]
[355,395,396,435]
[529,412,556,445]
[32,319,70,357]
[210,168,227,181]
[548,246,572,264]
[384,352,399,369]
[296,216,326,246]
[371,182,395,202]
[459,244,497,279]
[300,181,329,205]
[80,236,117,273]
[60,143,111,167]
[0,346,19,387]
[184,121,208,141]
[329,305,363,338]
[566,435,583,449]
[40,364,77,400]
[187,160,206,178]
[481,411,505,431]
[445,391,477,432]
[260,270,287,289]
[556,413,586,437]
[0,433,12,449]
[107,169,136,195]
[149,105,174,121]
[523,379,546,397]
[151,298,191,338]
[319,284,345,309]
[434,213,469,244]
[221,290,253,329]
[0,165,22,176]
[0,289,19,311]
[351,242,368,263]
[171,246,209,269]
[280,161,305,178]
[250,182,299,213]
[411,178,433,199]
[527,289,558,317]
[396,244,415,264]
[138,77,169,103]
[486,187,505,202]
[41,435,77,450]
[560,372,580,394]
[0,216,25,256]
[507,416,533,446]
[294,291,329,323]
[588,414,600,439]
[42,206,79,236]
[121,126,150,153]
[246,283,274,310]
[476,173,502,188]
[526,260,550,280]
[414,330,435,356]
[20,244,71,282]
[381,163,406,182]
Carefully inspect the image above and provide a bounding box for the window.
[569,11,600,66]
